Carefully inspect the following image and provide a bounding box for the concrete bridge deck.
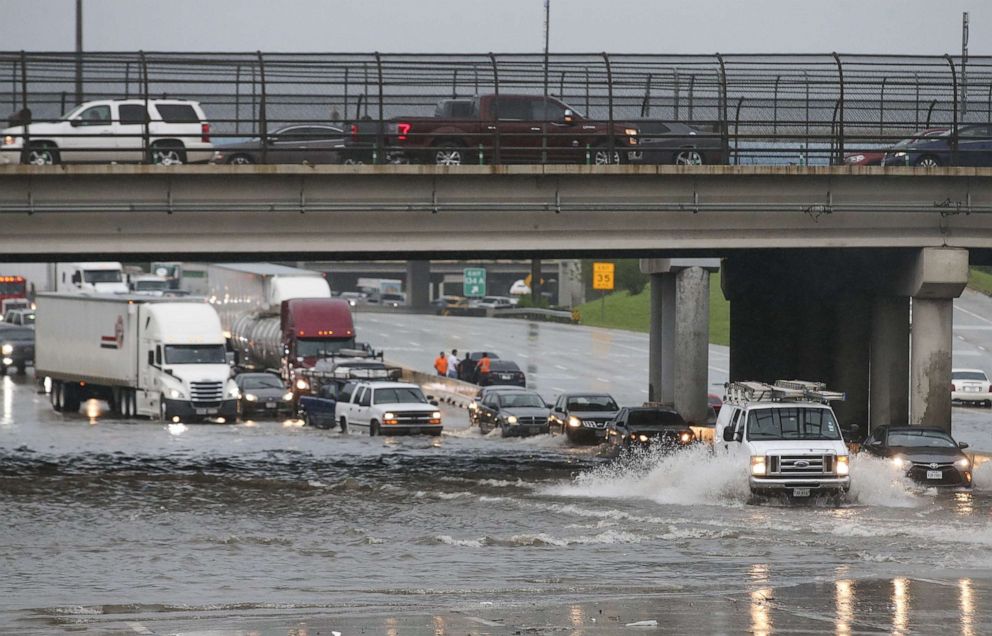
[0,164,990,260]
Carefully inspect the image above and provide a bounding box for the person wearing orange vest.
[477,352,492,382]
[434,351,448,376]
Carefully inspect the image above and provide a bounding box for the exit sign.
[463,267,487,297]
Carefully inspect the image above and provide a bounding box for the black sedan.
[235,372,294,418]
[479,359,526,387]
[476,389,550,437]
[0,325,33,375]
[880,124,992,167]
[549,392,619,443]
[457,351,500,383]
[632,121,724,166]
[468,384,522,426]
[861,426,972,488]
[213,125,347,165]
[607,406,696,451]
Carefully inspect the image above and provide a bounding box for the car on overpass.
[1,98,214,165]
[951,368,992,407]
[606,405,695,451]
[842,128,945,166]
[631,121,724,165]
[475,388,550,437]
[880,124,992,167]
[212,124,347,165]
[548,392,619,444]
[861,425,972,488]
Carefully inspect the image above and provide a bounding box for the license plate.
[927,470,942,479]
[195,408,218,415]
[500,374,512,380]
[266,402,276,409]
[409,427,420,434]
[792,488,811,497]
[966,387,980,392]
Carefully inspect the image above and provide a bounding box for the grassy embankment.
[575,271,730,346]
[970,268,992,296]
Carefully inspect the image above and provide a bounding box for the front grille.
[582,419,608,429]
[768,454,833,478]
[908,463,964,485]
[190,381,224,403]
[394,411,435,424]
[517,416,547,426]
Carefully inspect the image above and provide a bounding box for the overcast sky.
[1,0,988,55]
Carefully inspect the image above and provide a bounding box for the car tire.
[22,142,59,166]
[914,154,941,168]
[339,417,348,433]
[302,412,312,428]
[0,362,6,376]
[432,142,467,166]
[674,149,704,165]
[15,362,26,375]
[370,420,379,437]
[63,383,80,414]
[226,153,255,165]
[150,141,187,166]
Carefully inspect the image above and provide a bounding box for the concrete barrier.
[388,360,478,409]
[492,307,577,323]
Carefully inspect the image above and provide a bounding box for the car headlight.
[624,128,638,137]
[432,411,442,419]
[638,434,649,442]
[283,392,294,401]
[836,455,849,476]
[1,344,11,355]
[891,455,908,469]
[750,455,767,476]
[568,416,581,428]
[244,393,257,402]
[383,412,395,420]
[506,415,518,425]
[680,432,692,443]
[2,135,14,146]
[295,378,309,390]
[169,389,183,399]
[468,402,478,411]
[956,457,971,470]
[894,151,907,158]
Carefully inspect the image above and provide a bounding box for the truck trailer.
[35,293,238,421]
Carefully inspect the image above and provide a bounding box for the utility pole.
[962,11,969,117]
[75,0,83,105]
[533,0,550,304]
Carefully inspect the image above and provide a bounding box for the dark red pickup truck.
[361,94,639,165]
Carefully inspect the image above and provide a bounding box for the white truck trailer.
[180,263,330,336]
[35,293,239,421]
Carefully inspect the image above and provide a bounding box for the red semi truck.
[347,94,639,165]
[230,298,360,386]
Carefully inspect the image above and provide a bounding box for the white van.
[715,380,851,499]
[56,262,129,295]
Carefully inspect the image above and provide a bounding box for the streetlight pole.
[75,0,83,105]
[962,11,969,117]
[532,0,550,305]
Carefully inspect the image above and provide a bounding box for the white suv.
[1,98,213,165]
[716,380,851,500]
[335,381,442,436]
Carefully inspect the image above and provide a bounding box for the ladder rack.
[724,379,846,405]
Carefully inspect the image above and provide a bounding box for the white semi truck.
[55,262,129,294]
[35,293,239,421]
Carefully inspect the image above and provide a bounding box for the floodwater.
[3,369,992,634]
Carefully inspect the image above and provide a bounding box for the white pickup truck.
[715,380,852,500]
[334,381,442,436]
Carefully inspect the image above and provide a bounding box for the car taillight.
[351,124,359,142]
[201,123,210,143]
[951,383,957,391]
[396,122,411,142]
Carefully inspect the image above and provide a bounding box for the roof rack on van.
[724,380,846,405]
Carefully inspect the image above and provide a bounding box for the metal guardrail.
[2,52,992,166]
[492,307,576,323]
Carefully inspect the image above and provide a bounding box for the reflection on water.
[166,422,188,436]
[835,577,853,636]
[955,491,975,515]
[749,563,773,636]
[1,375,12,428]
[84,398,102,422]
[432,615,446,636]
[961,578,975,636]
[569,604,585,636]
[893,577,909,635]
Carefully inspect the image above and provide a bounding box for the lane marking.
[709,365,729,374]
[595,377,611,383]
[462,616,504,627]
[126,623,153,635]
[954,325,992,331]
[955,304,992,325]
[555,364,568,370]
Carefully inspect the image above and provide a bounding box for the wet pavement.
[2,293,992,634]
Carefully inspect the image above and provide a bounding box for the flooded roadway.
[3,369,992,634]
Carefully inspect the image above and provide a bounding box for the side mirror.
[70,118,83,127]
[960,442,970,449]
[722,427,735,442]
[563,109,575,125]
[430,400,439,407]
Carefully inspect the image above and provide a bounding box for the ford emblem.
[795,460,810,468]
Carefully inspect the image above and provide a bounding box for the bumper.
[952,390,992,403]
[566,425,607,442]
[164,398,238,420]
[241,401,294,417]
[907,466,972,487]
[502,424,549,437]
[0,148,19,164]
[380,424,442,436]
[749,476,851,493]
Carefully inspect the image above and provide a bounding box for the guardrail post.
[945,54,959,165]
[489,52,500,164]
[641,72,652,117]
[603,52,614,162]
[257,51,268,164]
[672,69,679,120]
[124,61,130,99]
[915,72,920,129]
[374,51,384,165]
[773,74,780,136]
[716,53,729,165]
[688,74,695,121]
[879,76,887,135]
[235,63,241,134]
[19,51,29,152]
[734,97,744,165]
[987,83,991,125]
[832,52,845,164]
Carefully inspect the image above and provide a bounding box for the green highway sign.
[463,267,487,297]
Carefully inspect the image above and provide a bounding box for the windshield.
[887,430,958,448]
[747,407,841,441]
[953,371,988,381]
[10,313,35,325]
[296,338,357,357]
[0,328,33,341]
[61,105,86,120]
[627,410,686,428]
[241,376,284,390]
[373,387,427,405]
[164,344,226,365]
[499,393,545,408]
[84,270,123,283]
[134,280,168,291]
[567,395,619,411]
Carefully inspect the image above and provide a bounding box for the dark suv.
[0,325,34,375]
[549,393,619,443]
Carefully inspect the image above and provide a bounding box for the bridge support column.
[405,260,431,311]
[829,295,871,431]
[910,298,954,430]
[869,297,910,428]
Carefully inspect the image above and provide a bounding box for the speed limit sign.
[593,262,615,290]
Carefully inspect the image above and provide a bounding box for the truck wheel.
[15,362,26,375]
[592,146,623,165]
[63,383,81,414]
[339,417,348,433]
[50,380,62,412]
[432,143,466,166]
[22,142,60,165]
[370,420,380,437]
[674,149,704,165]
[159,395,170,421]
[0,362,6,376]
[150,141,186,166]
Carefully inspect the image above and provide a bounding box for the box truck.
[35,293,239,421]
